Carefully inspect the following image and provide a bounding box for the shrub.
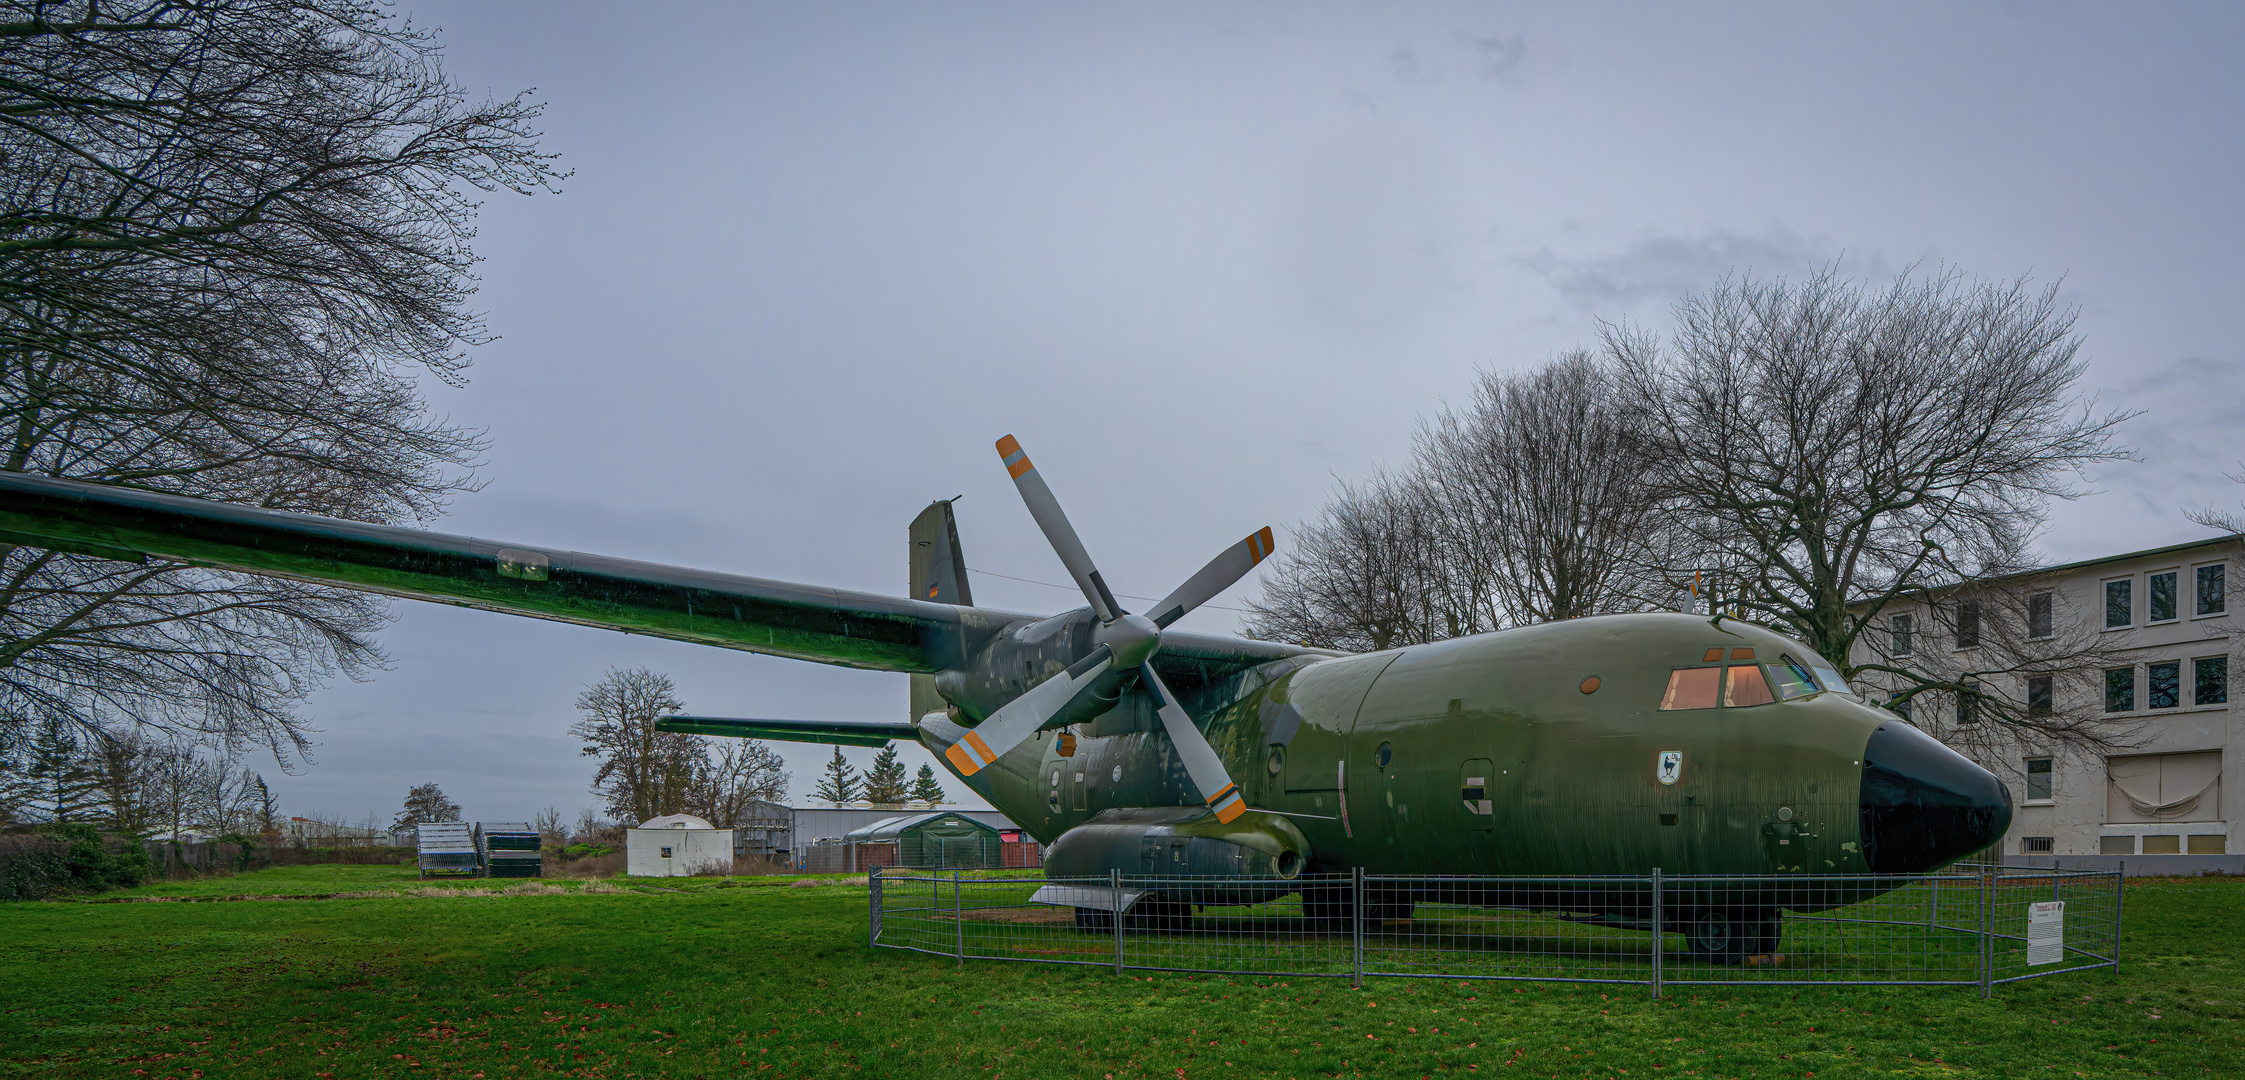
[0,826,151,899]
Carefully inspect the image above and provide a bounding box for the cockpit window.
[1723,664,1776,707]
[1811,663,1853,695]
[1768,655,1819,699]
[1658,667,1721,710]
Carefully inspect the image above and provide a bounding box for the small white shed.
[626,813,735,877]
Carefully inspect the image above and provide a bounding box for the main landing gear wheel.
[1073,907,1114,932]
[1125,894,1193,933]
[1684,907,1781,963]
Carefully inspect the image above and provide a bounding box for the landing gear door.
[1461,758,1496,831]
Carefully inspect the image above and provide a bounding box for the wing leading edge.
[0,472,960,672]
[0,472,1330,681]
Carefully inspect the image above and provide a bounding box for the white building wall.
[626,828,735,877]
[1851,536,2235,860]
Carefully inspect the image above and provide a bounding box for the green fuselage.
[941,613,1891,878]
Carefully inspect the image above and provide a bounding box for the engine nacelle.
[1043,806,1309,907]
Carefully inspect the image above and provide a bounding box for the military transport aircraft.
[0,437,2008,959]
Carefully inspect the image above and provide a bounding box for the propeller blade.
[1139,662,1249,824]
[942,645,1116,776]
[996,434,1123,622]
[1144,526,1276,629]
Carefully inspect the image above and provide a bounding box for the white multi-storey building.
[1850,535,2235,868]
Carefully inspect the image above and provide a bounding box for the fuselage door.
[1461,758,1496,831]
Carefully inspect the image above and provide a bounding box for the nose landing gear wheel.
[1684,907,1781,963]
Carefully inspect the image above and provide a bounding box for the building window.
[2149,661,2181,709]
[2027,676,2053,717]
[2025,756,2053,801]
[1955,600,1980,648]
[1890,613,1913,657]
[2189,835,2227,854]
[2142,835,2181,854]
[2105,667,2135,712]
[2106,749,2222,824]
[2018,836,2054,854]
[2196,656,2228,706]
[1956,679,1980,725]
[2027,591,2053,640]
[2105,578,2132,628]
[2200,564,2227,616]
[2099,835,2135,855]
[2149,571,2178,622]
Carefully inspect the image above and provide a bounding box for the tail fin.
[909,499,971,721]
[909,499,972,606]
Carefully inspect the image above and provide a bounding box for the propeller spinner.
[941,435,1274,825]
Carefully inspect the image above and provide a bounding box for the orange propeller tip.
[995,434,1021,456]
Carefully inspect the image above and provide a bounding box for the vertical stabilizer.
[909,500,971,720]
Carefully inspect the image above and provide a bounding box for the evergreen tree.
[909,763,948,806]
[812,746,861,805]
[863,744,909,805]
[22,717,102,822]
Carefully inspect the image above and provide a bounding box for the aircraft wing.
[0,471,967,672]
[654,715,919,747]
[0,472,1337,679]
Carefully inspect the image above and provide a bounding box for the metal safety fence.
[868,864,2120,996]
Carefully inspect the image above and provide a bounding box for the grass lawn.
[0,866,2237,1079]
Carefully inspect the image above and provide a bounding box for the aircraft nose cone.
[1858,720,2013,873]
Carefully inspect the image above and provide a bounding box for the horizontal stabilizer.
[655,714,919,747]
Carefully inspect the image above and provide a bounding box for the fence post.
[953,869,964,968]
[1927,872,1939,930]
[1352,867,1365,990]
[1111,868,1124,974]
[868,865,882,946]
[1649,867,1663,1000]
[1979,864,1993,999]
[2113,861,2125,974]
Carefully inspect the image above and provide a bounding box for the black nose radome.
[1859,720,2012,873]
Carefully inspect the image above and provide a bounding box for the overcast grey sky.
[264,2,2245,825]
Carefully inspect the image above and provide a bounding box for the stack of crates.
[478,822,543,878]
[416,822,481,878]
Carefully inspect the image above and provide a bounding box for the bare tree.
[1416,350,1665,627]
[571,667,697,825]
[1245,468,1450,651]
[532,806,566,847]
[1607,263,2135,746]
[685,739,788,828]
[85,725,163,836]
[390,780,461,841]
[0,1,562,759]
